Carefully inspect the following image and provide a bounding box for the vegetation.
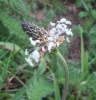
[0,0,96,100]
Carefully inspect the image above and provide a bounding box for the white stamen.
[25,57,34,66]
[42,47,46,52]
[49,28,56,35]
[66,37,70,42]
[62,24,67,29]
[54,34,59,39]
[56,42,59,47]
[31,49,40,63]
[66,29,73,36]
[69,29,73,36]
[48,42,55,52]
[48,37,54,41]
[35,40,40,43]
[50,22,55,26]
[59,18,66,23]
[25,49,29,55]
[65,21,71,25]
[56,24,62,29]
[29,37,36,46]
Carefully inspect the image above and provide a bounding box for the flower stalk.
[54,49,69,100]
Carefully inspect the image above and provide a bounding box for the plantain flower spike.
[22,18,73,67]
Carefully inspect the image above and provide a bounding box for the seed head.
[22,21,48,40]
[22,18,73,67]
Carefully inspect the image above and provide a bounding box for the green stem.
[54,50,69,100]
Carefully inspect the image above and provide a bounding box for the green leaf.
[50,54,57,71]
[0,93,11,98]
[80,0,89,12]
[0,13,27,39]
[0,42,25,57]
[27,77,54,100]
[0,0,30,16]
[10,76,34,100]
[85,93,94,100]
[91,10,96,19]
[87,72,96,93]
[45,10,54,23]
[78,11,89,18]
[53,76,61,100]
[35,53,49,78]
[83,51,89,80]
[72,25,81,35]
[89,25,96,34]
[68,95,74,100]
[0,51,13,90]
[79,25,88,80]
[41,10,54,27]
[48,68,61,100]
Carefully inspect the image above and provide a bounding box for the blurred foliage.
[0,0,96,100]
[69,0,96,99]
[76,0,96,72]
[76,0,96,10]
[27,77,54,100]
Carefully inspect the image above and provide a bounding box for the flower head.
[22,18,73,67]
